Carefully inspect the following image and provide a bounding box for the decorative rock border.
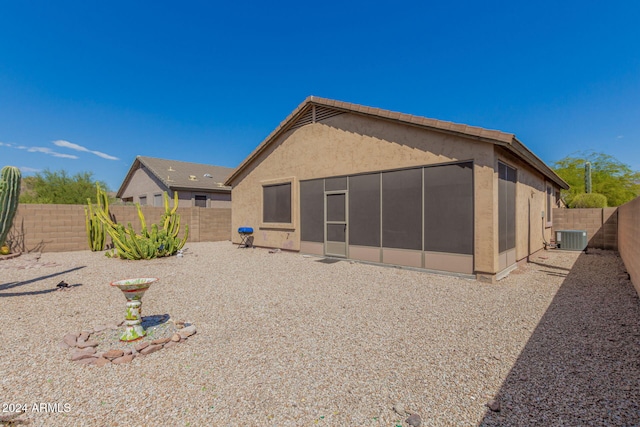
[0,252,22,261]
[60,318,196,366]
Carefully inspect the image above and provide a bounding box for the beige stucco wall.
[119,166,167,204]
[119,166,231,208]
[230,112,499,274]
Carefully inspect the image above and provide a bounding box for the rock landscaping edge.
[61,320,197,366]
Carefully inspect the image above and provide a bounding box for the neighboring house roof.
[117,156,234,198]
[225,96,569,190]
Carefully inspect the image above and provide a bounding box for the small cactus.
[0,166,21,249]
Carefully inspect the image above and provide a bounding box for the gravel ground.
[1,242,639,426]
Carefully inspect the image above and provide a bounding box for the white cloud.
[19,166,41,173]
[617,135,624,139]
[27,146,79,159]
[0,142,11,147]
[53,139,119,160]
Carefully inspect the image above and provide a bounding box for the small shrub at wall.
[570,193,608,208]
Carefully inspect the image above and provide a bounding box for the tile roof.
[116,156,233,198]
[225,96,569,189]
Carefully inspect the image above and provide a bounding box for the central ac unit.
[555,230,588,251]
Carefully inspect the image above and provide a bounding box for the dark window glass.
[382,168,422,250]
[424,162,474,254]
[349,173,381,247]
[326,193,346,222]
[546,185,552,222]
[327,224,346,242]
[263,183,292,223]
[300,180,324,242]
[195,195,207,208]
[139,196,147,206]
[325,177,347,191]
[498,163,516,252]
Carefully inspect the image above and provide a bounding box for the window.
[154,194,163,207]
[195,195,207,208]
[263,183,292,224]
[139,196,147,206]
[498,162,516,253]
[546,184,553,226]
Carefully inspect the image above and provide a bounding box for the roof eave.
[169,185,231,193]
[506,137,570,190]
[225,97,569,191]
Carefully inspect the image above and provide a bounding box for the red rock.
[103,349,125,360]
[78,332,90,342]
[71,352,96,361]
[140,344,162,355]
[112,354,135,364]
[134,342,149,352]
[163,341,177,349]
[151,337,171,345]
[73,347,97,356]
[95,357,111,367]
[178,325,196,339]
[63,333,77,347]
[171,333,181,342]
[76,340,99,349]
[76,357,98,365]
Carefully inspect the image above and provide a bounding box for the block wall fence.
[552,207,618,250]
[6,204,231,253]
[553,203,640,297]
[618,198,640,297]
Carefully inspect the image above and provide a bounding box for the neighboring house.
[225,96,569,282]
[117,156,233,208]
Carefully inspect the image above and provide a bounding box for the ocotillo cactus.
[0,166,21,248]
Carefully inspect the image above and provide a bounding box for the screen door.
[325,191,347,257]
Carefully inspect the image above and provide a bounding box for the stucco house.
[118,156,233,208]
[225,97,569,282]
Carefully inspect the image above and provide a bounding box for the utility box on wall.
[556,230,588,251]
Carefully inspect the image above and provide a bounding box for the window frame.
[138,195,147,206]
[194,194,207,208]
[260,177,297,230]
[545,182,553,228]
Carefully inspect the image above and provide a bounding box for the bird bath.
[110,278,158,341]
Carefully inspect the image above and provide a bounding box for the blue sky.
[1,1,639,191]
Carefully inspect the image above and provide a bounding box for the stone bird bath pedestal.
[110,278,158,341]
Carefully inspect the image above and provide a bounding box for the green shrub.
[570,193,607,208]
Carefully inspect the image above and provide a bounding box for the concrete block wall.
[552,208,618,250]
[7,204,231,253]
[618,197,640,297]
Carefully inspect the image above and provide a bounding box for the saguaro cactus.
[0,166,22,248]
